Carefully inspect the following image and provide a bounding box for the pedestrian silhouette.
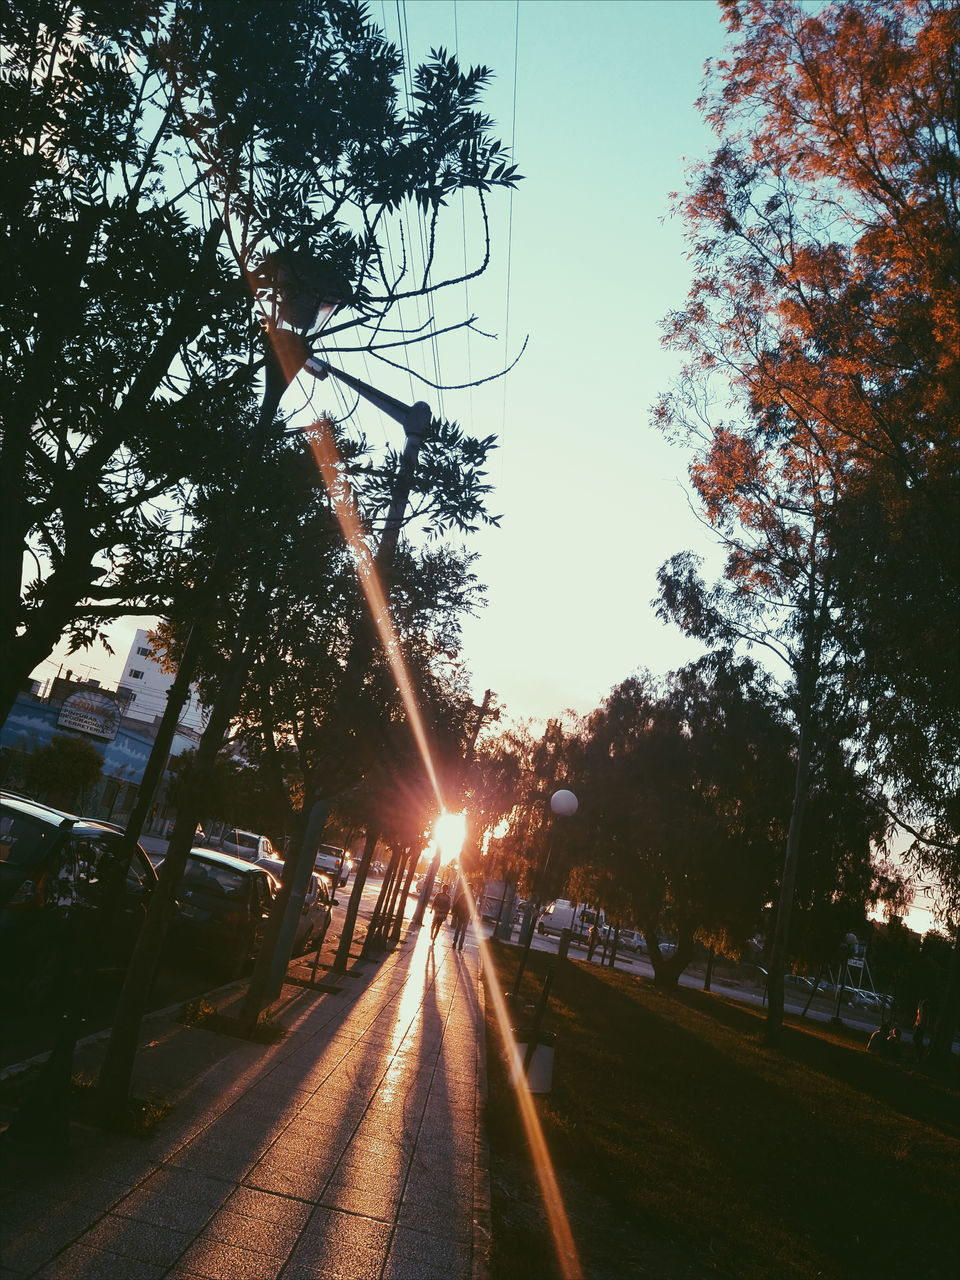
[430,883,452,942]
[451,889,471,950]
[914,999,931,1061]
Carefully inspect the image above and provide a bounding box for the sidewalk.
[0,924,490,1280]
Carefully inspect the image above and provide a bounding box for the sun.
[433,811,467,860]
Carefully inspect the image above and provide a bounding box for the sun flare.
[433,810,467,860]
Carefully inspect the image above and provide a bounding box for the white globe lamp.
[550,789,578,817]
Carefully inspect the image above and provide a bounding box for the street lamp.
[254,250,351,425]
[511,788,578,996]
[116,251,351,871]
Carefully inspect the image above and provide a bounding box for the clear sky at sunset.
[353,0,731,727]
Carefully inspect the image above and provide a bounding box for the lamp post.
[511,788,578,997]
[832,932,858,1025]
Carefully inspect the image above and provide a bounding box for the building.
[0,632,206,827]
[116,629,206,733]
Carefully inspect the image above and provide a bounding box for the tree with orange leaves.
[657,0,959,1044]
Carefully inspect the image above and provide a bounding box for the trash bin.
[512,1029,556,1094]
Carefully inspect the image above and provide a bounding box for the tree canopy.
[656,0,959,1020]
[0,0,520,726]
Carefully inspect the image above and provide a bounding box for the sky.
[379,0,729,728]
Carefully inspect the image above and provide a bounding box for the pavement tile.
[170,1140,257,1180]
[301,1206,393,1252]
[134,1165,234,1207]
[201,1204,306,1257]
[2,1194,101,1241]
[283,1234,386,1280]
[380,1255,462,1280]
[243,1161,331,1201]
[222,1185,314,1227]
[0,1229,64,1273]
[76,1212,193,1266]
[112,1184,220,1233]
[316,1181,396,1221]
[176,1238,284,1280]
[33,1242,167,1280]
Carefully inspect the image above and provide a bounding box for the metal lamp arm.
[304,356,432,439]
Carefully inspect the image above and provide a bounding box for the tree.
[23,733,102,810]
[568,657,795,986]
[0,0,521,726]
[656,0,957,1037]
[654,416,850,1027]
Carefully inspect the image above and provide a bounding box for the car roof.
[1,790,77,827]
[186,846,273,875]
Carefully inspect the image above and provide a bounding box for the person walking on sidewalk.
[430,883,452,942]
[451,888,472,950]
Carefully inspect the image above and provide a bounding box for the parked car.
[218,828,280,862]
[617,929,647,953]
[299,872,334,954]
[0,790,158,1005]
[848,987,883,1010]
[313,843,350,886]
[164,848,278,978]
[253,855,335,954]
[784,973,815,991]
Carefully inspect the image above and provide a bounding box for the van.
[537,900,604,940]
[313,843,350,886]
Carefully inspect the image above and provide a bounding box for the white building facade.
[116,628,206,734]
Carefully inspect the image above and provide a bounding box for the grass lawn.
[482,941,959,1280]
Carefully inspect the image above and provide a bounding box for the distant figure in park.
[867,1023,890,1055]
[914,999,931,1061]
[451,889,471,950]
[587,923,600,962]
[430,883,452,942]
[885,1027,902,1061]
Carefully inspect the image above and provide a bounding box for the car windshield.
[0,807,61,903]
[235,833,259,850]
[183,857,247,898]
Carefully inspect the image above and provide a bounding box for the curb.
[472,963,493,1280]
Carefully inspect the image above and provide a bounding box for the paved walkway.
[0,925,490,1280]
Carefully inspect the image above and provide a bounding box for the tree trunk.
[765,604,822,1048]
[928,925,960,1067]
[332,829,379,974]
[390,854,418,945]
[362,845,402,958]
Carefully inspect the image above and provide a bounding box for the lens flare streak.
[454,872,584,1280]
[302,415,444,810]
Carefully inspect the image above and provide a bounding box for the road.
[502,921,897,1038]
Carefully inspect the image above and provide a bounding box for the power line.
[500,0,521,461]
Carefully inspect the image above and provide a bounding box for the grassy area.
[482,941,959,1280]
